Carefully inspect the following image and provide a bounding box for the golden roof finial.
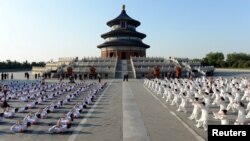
[122,4,125,10]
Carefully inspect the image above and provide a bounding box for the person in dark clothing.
[79,74,83,81]
[123,74,126,82]
[97,74,101,83]
[74,74,77,80]
[1,73,3,80]
[4,73,7,80]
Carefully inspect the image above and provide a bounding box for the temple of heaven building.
[97,5,150,60]
[32,5,215,79]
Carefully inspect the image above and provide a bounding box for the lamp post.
[1,85,9,108]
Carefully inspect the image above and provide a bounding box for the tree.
[243,61,250,68]
[153,65,160,78]
[204,52,224,67]
[219,61,228,68]
[89,66,97,79]
[232,62,238,68]
[237,60,245,68]
[227,53,250,67]
[201,58,208,66]
[175,66,182,78]
[0,60,45,69]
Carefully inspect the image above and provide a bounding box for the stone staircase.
[127,59,135,78]
[115,60,123,78]
[115,59,135,78]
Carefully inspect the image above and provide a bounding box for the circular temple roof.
[97,39,150,49]
[101,29,146,39]
[98,5,150,50]
[107,6,140,27]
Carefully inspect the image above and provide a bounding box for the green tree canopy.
[226,53,250,67]
[204,52,224,67]
[0,60,45,70]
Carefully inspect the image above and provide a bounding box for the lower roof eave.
[97,44,150,49]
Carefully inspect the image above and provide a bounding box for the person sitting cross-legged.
[48,120,71,133]
[10,120,31,133]
[23,112,39,125]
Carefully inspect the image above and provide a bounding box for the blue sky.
[0,0,249,62]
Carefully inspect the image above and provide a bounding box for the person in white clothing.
[10,120,31,132]
[48,120,70,133]
[215,109,229,125]
[188,97,200,121]
[3,107,16,118]
[23,112,38,124]
[242,85,250,119]
[166,87,172,102]
[245,94,250,118]
[234,89,241,103]
[226,92,236,112]
[196,102,208,131]
[171,89,179,107]
[17,106,28,113]
[234,102,246,125]
[35,108,49,119]
[241,84,250,101]
[154,82,159,93]
[177,92,187,113]
[19,95,28,102]
[26,101,37,108]
[162,85,167,99]
[203,92,211,109]
[157,83,162,95]
[213,97,226,118]
[212,89,220,106]
[58,113,73,125]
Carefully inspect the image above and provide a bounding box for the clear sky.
[0,0,249,62]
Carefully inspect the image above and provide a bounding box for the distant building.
[97,5,150,60]
[32,5,214,79]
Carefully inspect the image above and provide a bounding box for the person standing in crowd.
[123,74,126,82]
[196,102,208,131]
[97,73,101,83]
[216,109,229,125]
[74,73,77,80]
[79,74,83,81]
[186,71,190,78]
[1,73,3,80]
[234,102,246,125]
[189,98,200,121]
[11,73,13,79]
[4,73,7,80]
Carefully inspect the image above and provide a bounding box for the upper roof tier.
[107,5,141,27]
